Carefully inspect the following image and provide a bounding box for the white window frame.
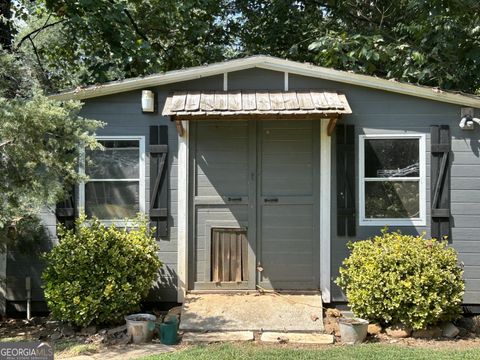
[359,133,426,227]
[79,136,146,226]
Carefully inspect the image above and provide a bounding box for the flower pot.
[125,313,157,344]
[338,317,369,344]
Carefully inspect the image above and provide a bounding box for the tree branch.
[27,36,46,74]
[0,140,13,148]
[16,19,66,49]
[122,8,148,41]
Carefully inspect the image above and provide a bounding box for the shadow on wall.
[5,215,54,313]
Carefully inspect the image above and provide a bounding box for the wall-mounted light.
[460,108,480,130]
[142,90,155,113]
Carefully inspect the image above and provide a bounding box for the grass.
[139,343,480,360]
[53,339,100,357]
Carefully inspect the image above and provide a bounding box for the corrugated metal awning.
[162,90,351,119]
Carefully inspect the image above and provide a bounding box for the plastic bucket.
[159,316,178,345]
[125,313,157,344]
[338,317,369,344]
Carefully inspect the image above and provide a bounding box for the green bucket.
[159,316,178,345]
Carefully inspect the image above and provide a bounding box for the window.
[359,134,426,226]
[80,136,145,223]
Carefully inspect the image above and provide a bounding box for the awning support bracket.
[327,118,338,136]
[175,119,185,137]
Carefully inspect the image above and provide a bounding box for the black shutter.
[150,125,169,239]
[336,124,356,237]
[431,125,451,240]
[55,186,76,230]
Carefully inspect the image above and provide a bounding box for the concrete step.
[260,332,334,344]
[182,331,255,343]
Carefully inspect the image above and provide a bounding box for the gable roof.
[49,55,480,108]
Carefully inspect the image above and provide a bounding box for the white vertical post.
[284,72,289,91]
[320,119,331,303]
[177,121,189,303]
[223,73,228,91]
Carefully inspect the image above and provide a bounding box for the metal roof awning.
[162,90,352,120]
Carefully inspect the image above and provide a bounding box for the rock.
[367,323,382,335]
[60,323,75,337]
[80,325,97,336]
[29,317,47,326]
[324,317,339,336]
[115,332,131,345]
[107,324,127,335]
[385,324,412,338]
[442,322,460,338]
[325,308,342,318]
[457,326,470,337]
[412,326,442,339]
[37,330,49,341]
[50,332,62,341]
[456,316,480,333]
[167,306,182,317]
[45,320,61,331]
[456,317,476,332]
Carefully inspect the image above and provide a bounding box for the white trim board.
[358,133,427,227]
[177,121,189,303]
[49,55,480,108]
[320,119,331,303]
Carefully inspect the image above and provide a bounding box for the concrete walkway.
[180,293,324,332]
[59,343,176,360]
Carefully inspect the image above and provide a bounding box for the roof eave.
[48,55,480,108]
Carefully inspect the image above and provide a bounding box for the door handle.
[227,197,242,202]
[264,198,278,203]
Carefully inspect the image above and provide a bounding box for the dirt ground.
[2,315,480,354]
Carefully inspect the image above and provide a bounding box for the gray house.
[4,55,480,313]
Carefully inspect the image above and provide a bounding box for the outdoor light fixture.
[142,90,155,112]
[460,108,480,130]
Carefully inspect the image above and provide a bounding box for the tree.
[0,3,102,247]
[15,0,234,91]
[234,0,480,93]
[14,1,480,93]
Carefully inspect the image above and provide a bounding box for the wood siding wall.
[289,73,480,304]
[6,66,480,307]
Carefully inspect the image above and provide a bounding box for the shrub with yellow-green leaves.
[336,230,464,330]
[42,215,162,326]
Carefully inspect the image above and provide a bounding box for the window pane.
[86,140,139,179]
[365,139,419,178]
[85,181,139,219]
[365,181,419,219]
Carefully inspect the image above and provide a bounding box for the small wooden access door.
[211,228,248,283]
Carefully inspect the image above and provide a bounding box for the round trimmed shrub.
[336,230,464,330]
[42,215,162,326]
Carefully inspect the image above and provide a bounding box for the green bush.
[42,214,162,326]
[336,230,464,330]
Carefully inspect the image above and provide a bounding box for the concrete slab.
[182,331,254,343]
[260,332,334,344]
[180,293,324,332]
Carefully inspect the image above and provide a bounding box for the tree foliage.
[17,0,233,90]
[13,0,480,93]
[0,52,102,246]
[308,0,480,93]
